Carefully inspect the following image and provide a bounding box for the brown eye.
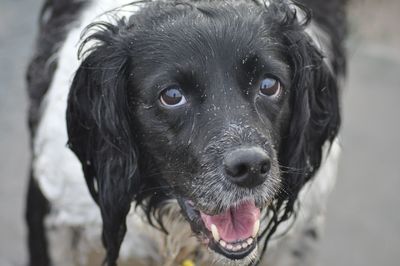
[159,85,187,107]
[259,77,282,98]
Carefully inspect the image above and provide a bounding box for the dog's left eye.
[159,85,187,107]
[259,77,282,98]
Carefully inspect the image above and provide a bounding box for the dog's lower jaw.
[149,200,262,266]
[208,246,259,266]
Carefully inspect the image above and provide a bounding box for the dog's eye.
[259,77,282,98]
[159,86,187,107]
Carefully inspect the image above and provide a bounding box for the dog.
[25,0,347,265]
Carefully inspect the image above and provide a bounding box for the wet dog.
[26,0,346,265]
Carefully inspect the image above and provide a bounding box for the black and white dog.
[26,0,347,265]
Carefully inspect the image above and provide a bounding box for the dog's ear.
[283,45,340,179]
[278,12,342,204]
[66,21,138,265]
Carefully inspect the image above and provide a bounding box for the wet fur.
[26,0,346,265]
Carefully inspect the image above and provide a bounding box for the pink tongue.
[200,201,260,243]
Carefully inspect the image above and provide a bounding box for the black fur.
[27,0,346,265]
[25,173,50,266]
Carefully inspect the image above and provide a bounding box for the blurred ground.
[0,0,399,265]
[319,1,400,265]
[0,0,37,265]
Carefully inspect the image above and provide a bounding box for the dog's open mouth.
[178,199,260,260]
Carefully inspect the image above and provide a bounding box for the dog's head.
[67,0,341,265]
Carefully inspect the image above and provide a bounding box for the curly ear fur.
[257,3,342,258]
[277,5,341,206]
[283,13,340,200]
[66,20,138,266]
[280,34,340,203]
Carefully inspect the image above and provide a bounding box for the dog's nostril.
[227,163,248,177]
[260,161,270,175]
[224,147,270,188]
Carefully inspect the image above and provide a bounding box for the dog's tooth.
[226,244,233,250]
[252,219,260,238]
[211,224,220,242]
[247,238,254,245]
[242,242,248,249]
[219,240,227,248]
[232,245,241,252]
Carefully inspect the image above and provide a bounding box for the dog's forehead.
[130,2,272,64]
[127,2,292,100]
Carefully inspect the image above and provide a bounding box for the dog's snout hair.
[190,124,281,213]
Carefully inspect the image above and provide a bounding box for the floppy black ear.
[279,22,341,205]
[66,21,138,266]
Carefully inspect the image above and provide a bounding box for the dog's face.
[67,1,340,264]
[129,3,291,260]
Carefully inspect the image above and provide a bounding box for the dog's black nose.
[223,147,270,188]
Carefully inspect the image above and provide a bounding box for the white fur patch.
[33,0,156,263]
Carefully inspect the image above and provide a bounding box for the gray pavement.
[0,0,399,265]
[0,0,39,265]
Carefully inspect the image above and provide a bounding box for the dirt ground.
[0,0,399,265]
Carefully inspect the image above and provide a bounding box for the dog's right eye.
[259,77,282,99]
[159,85,187,107]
